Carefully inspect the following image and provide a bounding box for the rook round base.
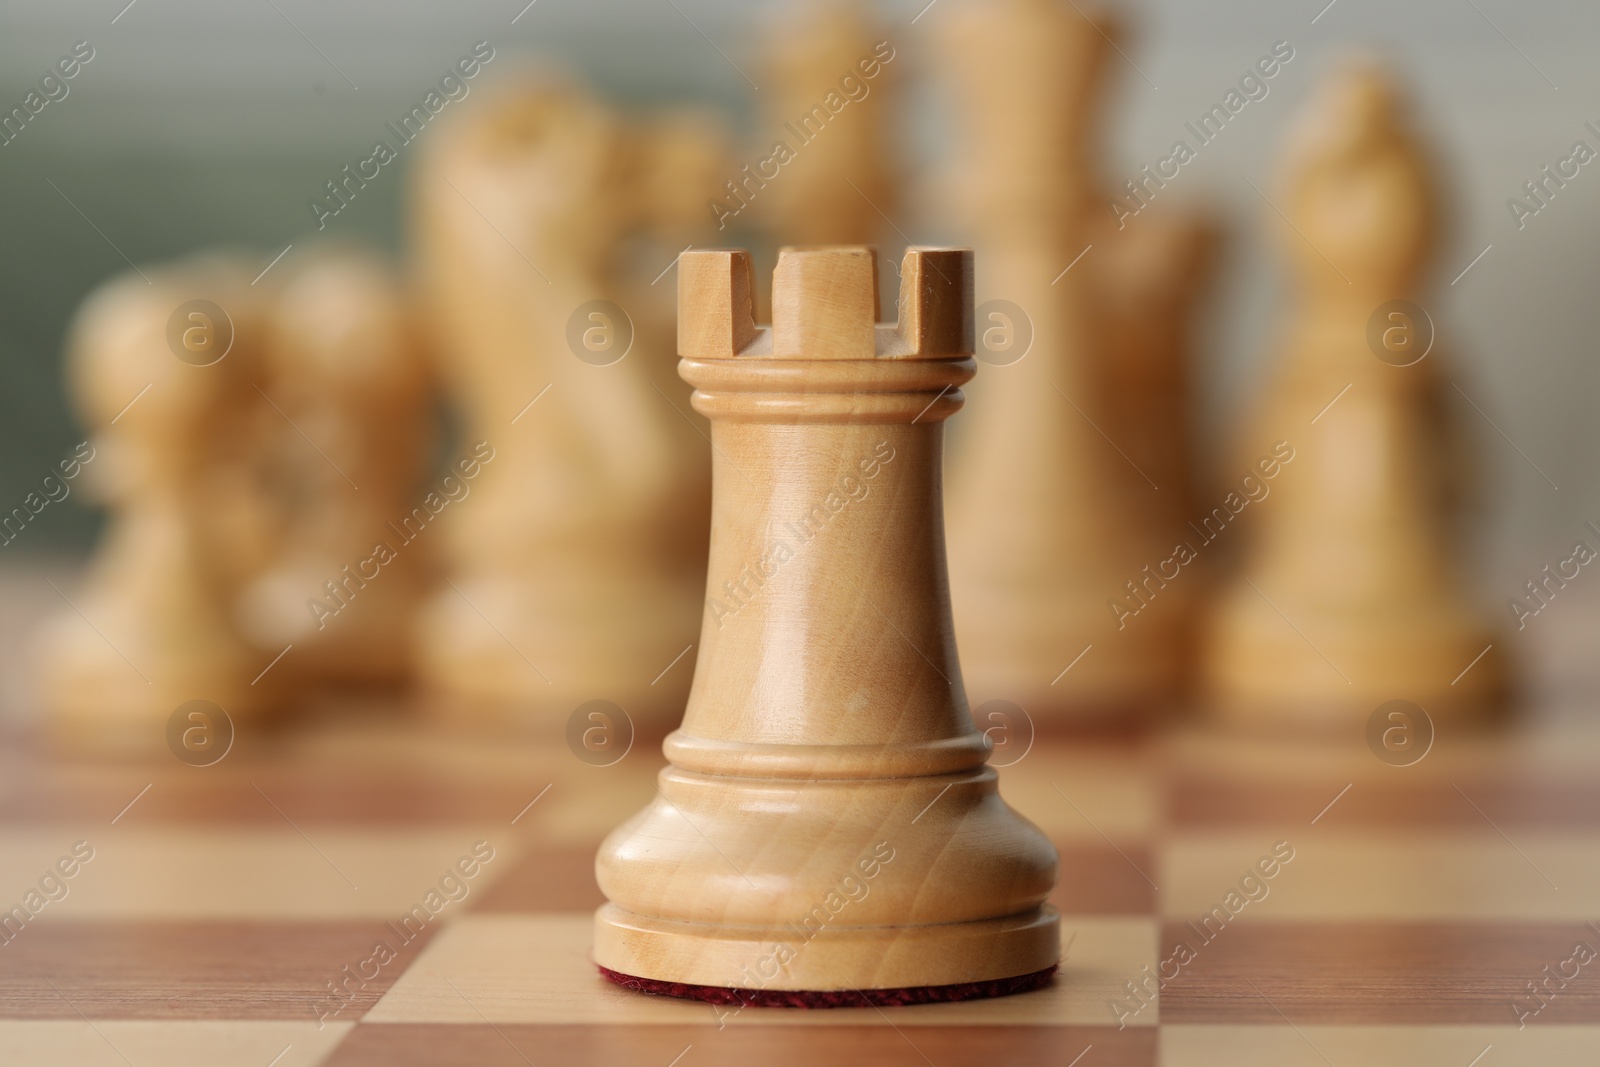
[594,903,1060,994]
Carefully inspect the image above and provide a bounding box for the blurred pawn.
[37,257,276,750]
[235,247,434,691]
[1204,63,1505,729]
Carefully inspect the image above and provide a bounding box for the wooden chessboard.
[2,568,1597,1066]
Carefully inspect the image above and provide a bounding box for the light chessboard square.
[364,914,1159,1028]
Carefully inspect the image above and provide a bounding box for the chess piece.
[37,257,276,748]
[742,2,902,249]
[1204,64,1504,727]
[409,78,714,730]
[637,108,734,248]
[935,0,1193,725]
[617,106,734,481]
[1096,216,1220,527]
[235,247,435,690]
[595,248,1060,1003]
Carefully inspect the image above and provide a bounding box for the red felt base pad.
[598,963,1058,1008]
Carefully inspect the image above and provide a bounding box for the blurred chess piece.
[410,77,717,731]
[38,257,276,749]
[235,247,434,690]
[1088,10,1219,668]
[744,1,901,250]
[618,106,734,463]
[935,0,1199,726]
[1204,63,1504,728]
[1096,213,1220,528]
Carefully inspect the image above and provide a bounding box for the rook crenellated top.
[678,246,973,361]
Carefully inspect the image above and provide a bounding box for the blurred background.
[1,0,1597,580]
[2,6,1599,1060]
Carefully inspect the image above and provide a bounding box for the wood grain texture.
[1163,1024,1600,1067]
[1050,843,1159,915]
[1170,775,1600,829]
[3,564,1595,1061]
[468,845,604,913]
[362,914,1149,1026]
[0,1021,354,1067]
[322,1023,1155,1067]
[594,247,1060,992]
[0,922,434,1019]
[1159,921,1600,1024]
